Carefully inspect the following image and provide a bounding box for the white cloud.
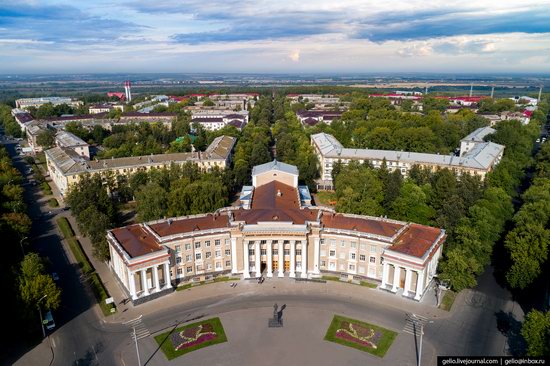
[288,50,300,62]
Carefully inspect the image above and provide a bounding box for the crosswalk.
[123,316,150,341]
[403,314,430,335]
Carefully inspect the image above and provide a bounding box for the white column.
[381,262,389,288]
[289,240,296,278]
[163,262,172,289]
[403,268,412,297]
[278,241,284,277]
[153,265,161,292]
[141,268,150,295]
[391,265,400,292]
[267,241,273,277]
[254,241,261,277]
[243,242,250,278]
[231,238,238,274]
[313,238,320,274]
[414,270,425,300]
[128,270,137,299]
[301,241,308,278]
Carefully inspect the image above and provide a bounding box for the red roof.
[107,92,125,101]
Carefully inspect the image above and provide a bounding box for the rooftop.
[461,127,496,143]
[252,159,299,177]
[55,130,88,148]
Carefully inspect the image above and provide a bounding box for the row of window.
[248,240,300,245]
[321,261,374,274]
[248,249,303,256]
[321,239,378,252]
[175,238,230,253]
[326,250,377,262]
[175,260,231,275]
[175,249,231,263]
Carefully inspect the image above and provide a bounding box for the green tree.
[18,253,61,311]
[439,247,482,291]
[136,182,168,222]
[36,129,56,148]
[521,310,550,356]
[390,181,434,224]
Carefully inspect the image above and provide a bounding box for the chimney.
[277,189,282,197]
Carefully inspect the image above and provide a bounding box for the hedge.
[56,217,74,238]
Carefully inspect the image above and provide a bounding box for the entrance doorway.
[273,260,278,271]
[399,268,406,288]
[260,261,267,274]
[284,261,290,271]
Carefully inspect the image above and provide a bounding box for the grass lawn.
[322,276,378,288]
[48,198,59,207]
[440,290,457,311]
[155,317,227,360]
[324,315,397,357]
[315,191,337,206]
[359,281,377,288]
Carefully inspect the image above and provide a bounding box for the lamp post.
[36,294,47,338]
[19,236,27,256]
[406,313,433,366]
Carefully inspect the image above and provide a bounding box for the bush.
[48,198,59,207]
[89,273,116,316]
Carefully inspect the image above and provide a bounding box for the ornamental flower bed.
[155,317,227,360]
[324,315,397,357]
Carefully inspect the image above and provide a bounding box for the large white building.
[311,127,504,188]
[15,97,81,109]
[107,160,445,305]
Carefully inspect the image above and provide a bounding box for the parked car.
[44,310,55,330]
[52,272,59,281]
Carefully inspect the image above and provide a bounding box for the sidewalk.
[14,337,54,366]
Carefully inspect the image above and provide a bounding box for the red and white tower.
[124,81,132,102]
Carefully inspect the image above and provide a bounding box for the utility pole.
[469,83,473,97]
[538,85,543,102]
[406,313,433,366]
[123,315,148,366]
[491,86,495,99]
[20,236,27,256]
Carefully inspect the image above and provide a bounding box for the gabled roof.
[251,159,299,177]
[461,127,495,143]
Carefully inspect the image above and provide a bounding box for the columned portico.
[381,262,389,288]
[414,270,425,300]
[403,268,412,297]
[128,269,137,300]
[243,242,250,278]
[391,265,400,292]
[141,268,150,295]
[163,262,172,289]
[313,238,320,275]
[277,241,284,277]
[267,241,273,277]
[153,265,160,292]
[289,240,296,278]
[231,238,238,274]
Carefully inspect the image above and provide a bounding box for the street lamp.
[406,313,433,366]
[19,236,27,256]
[36,295,48,339]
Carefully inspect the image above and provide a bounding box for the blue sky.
[0,0,549,73]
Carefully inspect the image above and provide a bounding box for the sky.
[1,0,550,74]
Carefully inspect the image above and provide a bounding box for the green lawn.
[324,315,397,357]
[440,290,457,311]
[322,276,378,288]
[315,191,337,206]
[48,198,59,207]
[176,277,239,291]
[155,317,227,360]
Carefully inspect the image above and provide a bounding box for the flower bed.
[155,317,227,360]
[324,315,397,357]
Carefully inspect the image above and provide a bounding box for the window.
[330,239,336,247]
[339,252,346,259]
[273,249,278,255]
[320,239,325,245]
[196,264,203,271]
[216,262,222,269]
[215,250,221,258]
[225,260,231,267]
[272,240,278,244]
[283,240,289,244]
[195,242,201,249]
[206,252,211,259]
[370,245,377,253]
[370,257,376,263]
[350,241,357,249]
[177,268,183,275]
[215,239,221,246]
[186,266,193,273]
[296,249,302,255]
[284,249,290,255]
[321,260,326,267]
[340,241,346,248]
[195,253,202,260]
[360,243,366,250]
[225,249,230,256]
[329,250,336,257]
[349,264,355,271]
[296,261,301,268]
[350,253,356,260]
[261,249,267,255]
[185,243,191,251]
[249,249,255,255]
[176,257,182,264]
[329,262,336,270]
[359,254,366,261]
[225,239,230,246]
[205,240,211,247]
[175,245,181,253]
[207,263,212,270]
[186,255,192,262]
[260,240,266,244]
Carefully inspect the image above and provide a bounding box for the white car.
[536,138,541,143]
[44,310,55,330]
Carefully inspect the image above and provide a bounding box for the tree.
[136,182,168,222]
[335,163,384,216]
[18,253,61,311]
[36,129,56,149]
[390,181,434,224]
[521,310,550,356]
[439,247,482,291]
[202,98,215,107]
